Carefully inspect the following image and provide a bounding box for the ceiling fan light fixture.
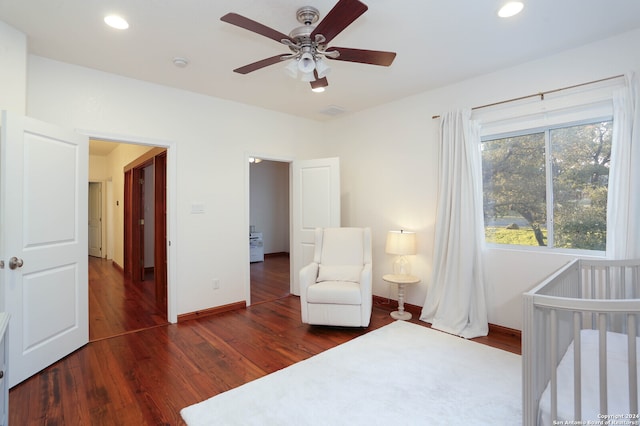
[284,59,299,78]
[311,87,325,93]
[300,70,315,82]
[498,1,524,18]
[315,58,331,78]
[298,52,316,73]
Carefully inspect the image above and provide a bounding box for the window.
[482,119,612,251]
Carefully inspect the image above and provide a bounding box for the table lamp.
[385,230,416,275]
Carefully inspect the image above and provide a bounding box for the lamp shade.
[385,230,416,255]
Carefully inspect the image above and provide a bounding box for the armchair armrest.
[300,262,319,292]
[360,263,372,295]
[299,262,318,323]
[360,263,373,326]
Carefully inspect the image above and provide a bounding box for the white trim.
[476,76,623,136]
[244,152,294,307]
[76,129,179,324]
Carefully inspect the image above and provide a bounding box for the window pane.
[550,121,611,250]
[482,133,547,246]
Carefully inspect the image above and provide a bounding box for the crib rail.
[523,258,640,426]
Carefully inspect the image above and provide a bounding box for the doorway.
[88,140,169,341]
[249,158,291,304]
[123,148,168,315]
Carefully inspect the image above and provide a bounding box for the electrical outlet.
[213,279,220,290]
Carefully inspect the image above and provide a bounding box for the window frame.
[480,115,612,256]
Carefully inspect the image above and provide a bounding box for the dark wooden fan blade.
[221,13,293,44]
[326,47,396,66]
[311,0,368,45]
[233,55,285,74]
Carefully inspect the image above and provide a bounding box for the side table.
[382,274,420,320]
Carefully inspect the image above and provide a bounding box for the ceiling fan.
[220,0,396,91]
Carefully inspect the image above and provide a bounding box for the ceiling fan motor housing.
[296,6,319,25]
[289,7,330,56]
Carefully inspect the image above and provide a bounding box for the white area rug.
[181,320,521,425]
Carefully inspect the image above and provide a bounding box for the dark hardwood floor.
[250,253,290,305]
[89,256,168,341]
[10,255,521,425]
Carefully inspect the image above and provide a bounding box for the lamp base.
[393,256,411,275]
[391,310,412,320]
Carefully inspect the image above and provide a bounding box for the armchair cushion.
[307,281,362,305]
[316,265,362,283]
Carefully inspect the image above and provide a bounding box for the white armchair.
[299,227,372,327]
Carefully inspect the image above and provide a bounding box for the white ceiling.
[2,0,640,122]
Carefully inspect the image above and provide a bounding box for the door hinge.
[140,219,144,225]
[139,178,144,185]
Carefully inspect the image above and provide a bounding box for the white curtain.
[420,109,488,338]
[607,71,640,259]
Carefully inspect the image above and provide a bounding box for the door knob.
[9,256,24,270]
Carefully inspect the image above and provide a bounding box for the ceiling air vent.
[319,105,346,116]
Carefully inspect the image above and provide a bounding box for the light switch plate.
[191,203,205,214]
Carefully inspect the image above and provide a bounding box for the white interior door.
[88,182,102,258]
[1,111,88,388]
[291,157,340,295]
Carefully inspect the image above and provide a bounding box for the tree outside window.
[481,120,612,251]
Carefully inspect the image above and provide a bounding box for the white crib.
[523,258,640,426]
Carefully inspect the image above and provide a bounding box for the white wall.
[0,21,26,114]
[25,55,323,318]
[322,28,640,330]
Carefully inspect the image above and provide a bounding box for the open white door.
[291,157,340,295]
[1,111,88,388]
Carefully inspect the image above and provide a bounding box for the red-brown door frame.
[124,169,132,277]
[123,148,168,317]
[154,152,168,313]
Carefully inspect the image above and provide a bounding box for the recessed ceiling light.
[104,15,129,30]
[498,2,524,18]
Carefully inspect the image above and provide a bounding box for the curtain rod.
[431,74,624,119]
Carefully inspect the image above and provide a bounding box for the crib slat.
[551,308,558,422]
[591,266,597,329]
[629,315,638,415]
[573,312,582,421]
[598,313,608,415]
